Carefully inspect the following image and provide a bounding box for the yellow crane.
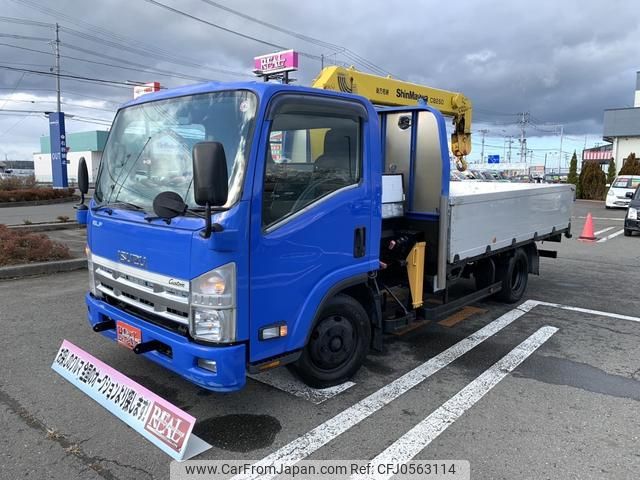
[312,66,472,170]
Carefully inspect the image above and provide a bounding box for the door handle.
[354,226,366,258]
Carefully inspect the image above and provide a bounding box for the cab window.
[262,109,361,229]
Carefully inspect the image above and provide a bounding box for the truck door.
[248,94,378,363]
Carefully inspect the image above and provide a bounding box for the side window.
[262,110,361,228]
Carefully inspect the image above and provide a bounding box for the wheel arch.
[302,274,379,347]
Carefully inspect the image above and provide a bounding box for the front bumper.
[625,218,640,232]
[606,196,630,207]
[86,293,246,392]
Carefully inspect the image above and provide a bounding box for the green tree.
[618,152,640,175]
[567,151,578,186]
[578,161,607,200]
[607,158,617,184]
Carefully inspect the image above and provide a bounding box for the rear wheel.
[496,249,529,303]
[290,294,371,388]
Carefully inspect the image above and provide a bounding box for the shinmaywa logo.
[396,88,428,102]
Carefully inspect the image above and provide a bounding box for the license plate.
[116,321,142,350]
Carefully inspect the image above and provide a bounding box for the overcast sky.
[1,0,639,167]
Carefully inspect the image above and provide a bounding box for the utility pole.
[479,128,489,163]
[48,22,68,188]
[507,136,513,163]
[54,23,61,112]
[544,152,547,174]
[558,124,564,173]
[518,112,529,165]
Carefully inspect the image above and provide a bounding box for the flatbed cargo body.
[447,182,573,263]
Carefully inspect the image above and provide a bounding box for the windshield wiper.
[92,201,146,215]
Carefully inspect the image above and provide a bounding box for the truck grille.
[91,254,190,325]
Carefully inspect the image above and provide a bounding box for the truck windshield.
[95,90,257,210]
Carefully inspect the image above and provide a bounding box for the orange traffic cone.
[578,213,597,241]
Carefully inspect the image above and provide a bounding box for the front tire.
[290,294,371,388]
[496,249,529,303]
[624,228,632,237]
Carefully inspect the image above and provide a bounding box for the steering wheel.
[290,177,340,213]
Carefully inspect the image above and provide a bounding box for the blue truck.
[77,80,573,392]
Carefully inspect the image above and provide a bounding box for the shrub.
[607,158,617,184]
[0,224,71,266]
[0,175,37,191]
[0,187,75,203]
[567,151,578,186]
[578,161,607,200]
[618,153,640,175]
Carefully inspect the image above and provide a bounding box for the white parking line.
[593,226,614,236]
[533,300,640,323]
[230,303,537,480]
[235,299,639,480]
[248,370,355,405]
[597,229,625,243]
[352,326,558,480]
[575,216,624,221]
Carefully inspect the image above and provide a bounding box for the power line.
[0,65,142,88]
[0,87,124,106]
[140,0,322,61]
[196,0,395,76]
[0,41,236,83]
[2,7,244,76]
[0,32,50,41]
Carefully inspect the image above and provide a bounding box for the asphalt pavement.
[0,200,638,480]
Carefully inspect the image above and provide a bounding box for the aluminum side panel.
[448,184,574,262]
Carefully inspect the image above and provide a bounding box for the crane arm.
[312,66,472,170]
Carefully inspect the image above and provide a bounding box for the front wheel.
[290,294,371,388]
[624,229,632,237]
[496,249,529,303]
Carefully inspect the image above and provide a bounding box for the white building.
[33,130,108,183]
[603,71,640,171]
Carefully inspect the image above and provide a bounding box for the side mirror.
[75,157,89,224]
[606,183,611,188]
[192,142,228,238]
[626,191,634,198]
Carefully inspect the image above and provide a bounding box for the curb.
[8,222,85,232]
[0,196,79,208]
[0,258,87,280]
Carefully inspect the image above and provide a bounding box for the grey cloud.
[1,0,639,158]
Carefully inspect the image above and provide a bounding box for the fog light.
[259,323,288,341]
[197,359,217,373]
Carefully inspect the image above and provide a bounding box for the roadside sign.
[488,154,500,164]
[133,82,161,99]
[51,340,211,461]
[253,49,299,75]
[48,112,68,187]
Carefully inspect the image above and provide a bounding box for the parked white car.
[606,175,640,208]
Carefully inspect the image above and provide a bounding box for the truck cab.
[85,82,385,391]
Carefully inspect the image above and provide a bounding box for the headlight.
[85,246,101,298]
[607,189,614,196]
[628,208,638,220]
[190,263,236,342]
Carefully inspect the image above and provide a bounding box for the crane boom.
[312,66,472,169]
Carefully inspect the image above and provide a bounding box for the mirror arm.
[200,203,224,238]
